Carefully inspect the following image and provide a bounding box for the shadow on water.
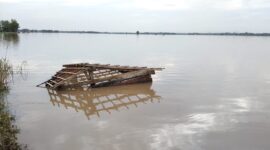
[46,83,162,119]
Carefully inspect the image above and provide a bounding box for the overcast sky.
[0,0,270,32]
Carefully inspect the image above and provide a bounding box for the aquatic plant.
[0,91,27,150]
[0,58,13,90]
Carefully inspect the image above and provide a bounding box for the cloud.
[105,0,270,11]
[0,0,25,3]
[62,0,112,6]
[1,0,270,32]
[132,0,191,11]
[1,0,270,11]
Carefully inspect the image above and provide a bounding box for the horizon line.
[16,29,270,36]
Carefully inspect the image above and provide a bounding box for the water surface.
[1,33,270,150]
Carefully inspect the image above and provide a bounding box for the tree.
[0,19,20,32]
[0,21,10,32]
[9,19,19,32]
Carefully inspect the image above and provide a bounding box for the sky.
[0,0,270,32]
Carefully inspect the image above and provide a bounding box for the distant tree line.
[0,19,19,32]
[18,28,270,36]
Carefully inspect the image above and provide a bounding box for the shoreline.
[14,30,270,37]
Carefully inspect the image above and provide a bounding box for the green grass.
[0,58,26,149]
[0,91,22,150]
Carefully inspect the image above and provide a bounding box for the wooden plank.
[46,82,53,87]
[63,67,88,70]
[92,65,150,71]
[62,63,164,71]
[58,71,77,75]
[49,80,58,84]
[93,74,152,88]
[94,72,120,78]
[95,69,150,82]
[36,80,48,87]
[94,70,118,77]
[53,76,66,80]
[70,69,151,87]
[67,64,139,71]
[149,67,164,71]
[63,63,88,67]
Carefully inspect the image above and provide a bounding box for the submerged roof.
[37,63,164,89]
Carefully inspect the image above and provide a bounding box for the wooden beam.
[58,71,77,75]
[70,69,151,86]
[49,80,58,84]
[63,67,88,70]
[53,76,66,80]
[63,63,89,67]
[46,82,53,87]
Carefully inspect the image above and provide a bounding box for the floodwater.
[1,33,270,150]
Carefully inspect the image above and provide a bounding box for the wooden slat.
[62,63,164,71]
[63,63,88,67]
[49,80,58,84]
[150,67,164,71]
[46,82,53,87]
[58,71,77,75]
[53,76,66,80]
[63,67,89,70]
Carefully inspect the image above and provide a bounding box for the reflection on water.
[0,33,19,47]
[47,83,161,119]
[150,113,217,150]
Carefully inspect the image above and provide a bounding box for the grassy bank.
[0,58,26,149]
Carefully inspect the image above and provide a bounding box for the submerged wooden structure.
[37,63,163,89]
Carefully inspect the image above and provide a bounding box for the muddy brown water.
[1,33,270,150]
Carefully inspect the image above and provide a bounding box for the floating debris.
[37,63,164,89]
